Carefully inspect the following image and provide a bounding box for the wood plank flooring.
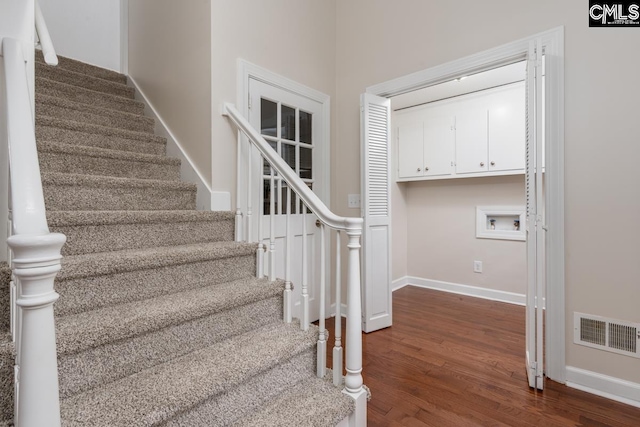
[321,286,640,426]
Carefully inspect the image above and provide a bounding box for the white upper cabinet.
[454,107,488,174]
[423,115,454,177]
[397,123,424,179]
[488,82,526,172]
[395,81,525,182]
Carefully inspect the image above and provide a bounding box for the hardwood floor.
[321,286,640,426]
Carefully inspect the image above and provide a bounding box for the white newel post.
[344,227,367,427]
[8,232,66,427]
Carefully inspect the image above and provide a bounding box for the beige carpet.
[0,51,353,426]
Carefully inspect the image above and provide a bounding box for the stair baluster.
[333,230,343,386]
[284,186,292,323]
[256,153,265,278]
[301,205,309,331]
[317,223,327,378]
[268,173,276,281]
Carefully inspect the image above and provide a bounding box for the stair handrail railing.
[34,0,58,66]
[2,37,64,427]
[223,102,366,424]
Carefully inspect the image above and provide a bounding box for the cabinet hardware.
[480,162,485,167]
[416,168,421,172]
[490,161,495,166]
[425,167,429,171]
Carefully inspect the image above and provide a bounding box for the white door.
[249,78,326,322]
[488,82,526,172]
[360,93,392,332]
[397,123,423,179]
[423,114,455,177]
[525,38,545,391]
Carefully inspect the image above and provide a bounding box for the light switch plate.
[348,194,361,208]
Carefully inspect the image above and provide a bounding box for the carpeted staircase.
[0,51,353,426]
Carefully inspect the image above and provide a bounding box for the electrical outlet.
[348,194,361,208]
[473,260,483,273]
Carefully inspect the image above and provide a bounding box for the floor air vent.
[574,313,640,358]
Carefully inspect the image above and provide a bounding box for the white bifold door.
[526,38,545,391]
[360,93,392,333]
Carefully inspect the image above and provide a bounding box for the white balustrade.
[268,174,276,281]
[223,103,365,424]
[3,36,65,427]
[34,0,58,66]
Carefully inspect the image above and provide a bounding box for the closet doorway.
[360,28,565,388]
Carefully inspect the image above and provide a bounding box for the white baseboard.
[128,76,214,211]
[393,276,526,306]
[566,366,640,409]
[330,302,348,318]
[392,276,410,292]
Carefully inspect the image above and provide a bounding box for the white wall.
[404,176,526,294]
[38,0,121,71]
[210,0,337,210]
[128,0,212,186]
[336,0,640,385]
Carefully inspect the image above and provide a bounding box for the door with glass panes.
[249,78,325,322]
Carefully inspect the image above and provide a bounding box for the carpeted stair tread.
[36,93,155,133]
[36,50,128,84]
[58,240,256,280]
[36,77,145,115]
[58,296,283,399]
[36,63,134,99]
[48,210,234,227]
[59,322,317,426]
[37,115,165,146]
[49,210,234,255]
[232,375,354,427]
[54,241,256,317]
[56,276,285,356]
[38,141,180,182]
[41,172,196,211]
[165,350,315,426]
[36,117,165,156]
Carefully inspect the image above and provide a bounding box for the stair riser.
[55,255,255,317]
[54,219,234,256]
[36,53,128,84]
[36,78,144,115]
[58,296,283,399]
[36,125,166,156]
[36,102,154,134]
[36,65,134,99]
[43,183,196,211]
[39,151,180,184]
[166,349,314,426]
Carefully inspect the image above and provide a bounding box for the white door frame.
[365,27,565,383]
[236,59,331,239]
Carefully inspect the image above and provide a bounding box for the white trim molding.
[129,76,213,211]
[369,26,565,383]
[393,276,526,306]
[566,366,640,409]
[119,0,128,75]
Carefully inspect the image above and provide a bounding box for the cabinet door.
[488,83,526,172]
[455,107,488,174]
[397,123,424,179]
[423,115,454,177]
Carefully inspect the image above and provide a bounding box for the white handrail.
[3,37,65,427]
[223,103,363,234]
[3,38,49,236]
[34,0,58,66]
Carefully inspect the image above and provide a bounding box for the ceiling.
[391,60,527,111]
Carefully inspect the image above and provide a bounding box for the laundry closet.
[391,61,531,301]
